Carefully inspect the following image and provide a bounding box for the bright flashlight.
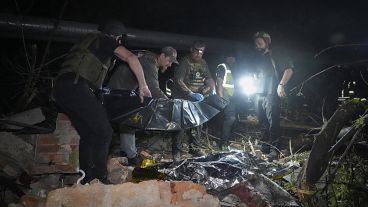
[239,75,257,96]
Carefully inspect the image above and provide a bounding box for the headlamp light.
[239,75,257,96]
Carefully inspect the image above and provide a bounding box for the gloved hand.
[189,92,204,101]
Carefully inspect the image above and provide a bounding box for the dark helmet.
[99,20,126,36]
[253,31,271,45]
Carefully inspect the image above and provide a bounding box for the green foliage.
[353,115,365,127]
[323,154,368,207]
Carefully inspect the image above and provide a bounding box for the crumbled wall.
[31,113,80,174]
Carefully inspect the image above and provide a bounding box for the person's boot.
[96,175,112,185]
[80,176,93,185]
[188,129,205,157]
[128,154,143,167]
[79,167,93,185]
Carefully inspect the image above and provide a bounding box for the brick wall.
[31,113,80,174]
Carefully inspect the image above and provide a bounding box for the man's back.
[108,51,167,99]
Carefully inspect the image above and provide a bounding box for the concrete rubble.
[1,107,80,176]
[106,157,132,184]
[2,107,45,130]
[45,180,220,207]
[0,132,34,175]
[1,108,302,207]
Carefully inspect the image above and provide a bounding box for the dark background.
[1,0,368,116]
[2,0,368,49]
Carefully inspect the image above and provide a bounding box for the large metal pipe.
[0,13,98,43]
[0,13,250,53]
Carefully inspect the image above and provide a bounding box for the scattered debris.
[152,151,300,206]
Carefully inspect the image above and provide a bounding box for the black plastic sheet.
[103,90,223,131]
[156,151,277,191]
[152,151,300,206]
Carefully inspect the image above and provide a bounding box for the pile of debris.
[0,107,303,206]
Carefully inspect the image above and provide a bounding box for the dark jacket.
[108,51,168,99]
[252,50,294,95]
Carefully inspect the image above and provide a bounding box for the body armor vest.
[184,58,207,93]
[59,33,112,89]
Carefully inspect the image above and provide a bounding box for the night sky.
[1,0,368,114]
[2,0,368,49]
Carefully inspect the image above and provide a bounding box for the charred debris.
[0,14,368,207]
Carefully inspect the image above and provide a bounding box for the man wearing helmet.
[252,31,294,161]
[53,21,151,184]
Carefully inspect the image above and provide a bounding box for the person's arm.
[277,68,293,97]
[205,76,216,92]
[174,59,192,95]
[202,63,215,95]
[216,77,224,97]
[114,46,151,102]
[140,57,168,99]
[203,76,216,94]
[215,65,226,97]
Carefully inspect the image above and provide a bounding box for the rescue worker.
[107,46,182,164]
[172,40,215,156]
[216,55,237,150]
[53,21,151,184]
[252,31,294,161]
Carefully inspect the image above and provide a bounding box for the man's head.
[158,46,179,72]
[254,31,271,53]
[99,20,126,42]
[190,40,206,61]
[225,56,236,66]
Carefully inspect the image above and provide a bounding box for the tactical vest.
[59,33,112,89]
[184,58,207,93]
[218,63,234,97]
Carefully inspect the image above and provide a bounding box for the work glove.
[189,92,204,102]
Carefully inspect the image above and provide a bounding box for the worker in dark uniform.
[216,55,237,150]
[252,31,294,161]
[172,40,215,156]
[53,22,151,183]
[108,46,182,163]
